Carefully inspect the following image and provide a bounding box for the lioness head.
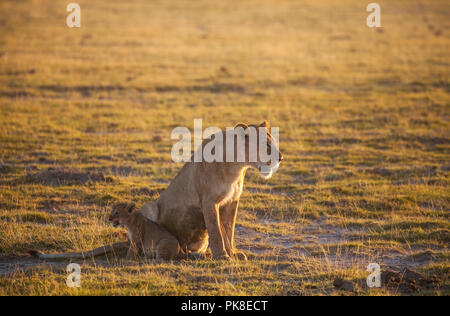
[109,202,136,227]
[234,121,283,179]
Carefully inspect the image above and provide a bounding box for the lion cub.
[109,203,185,260]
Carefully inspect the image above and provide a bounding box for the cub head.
[109,202,136,227]
[234,121,283,179]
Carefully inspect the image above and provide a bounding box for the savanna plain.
[0,0,448,295]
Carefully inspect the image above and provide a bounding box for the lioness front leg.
[202,201,230,260]
[220,201,247,261]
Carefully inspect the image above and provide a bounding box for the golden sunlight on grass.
[0,0,448,295]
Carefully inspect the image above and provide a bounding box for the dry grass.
[0,0,449,295]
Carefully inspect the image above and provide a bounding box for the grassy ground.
[0,0,448,295]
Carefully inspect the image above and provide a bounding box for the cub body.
[109,203,185,260]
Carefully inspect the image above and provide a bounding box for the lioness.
[152,121,283,260]
[109,202,186,260]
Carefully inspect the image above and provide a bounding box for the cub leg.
[156,238,184,260]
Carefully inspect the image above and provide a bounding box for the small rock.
[333,278,357,292]
[381,267,440,293]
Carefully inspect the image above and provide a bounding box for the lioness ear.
[234,122,249,138]
[259,120,270,129]
[235,122,248,130]
[126,203,136,214]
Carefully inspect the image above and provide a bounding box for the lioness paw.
[214,253,232,261]
[234,251,247,261]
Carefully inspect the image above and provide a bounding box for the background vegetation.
[0,0,448,295]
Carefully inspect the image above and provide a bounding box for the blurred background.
[0,0,448,295]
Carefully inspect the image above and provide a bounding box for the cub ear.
[259,120,270,129]
[126,203,136,214]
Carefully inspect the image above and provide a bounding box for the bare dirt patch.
[236,215,447,282]
[0,255,67,276]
